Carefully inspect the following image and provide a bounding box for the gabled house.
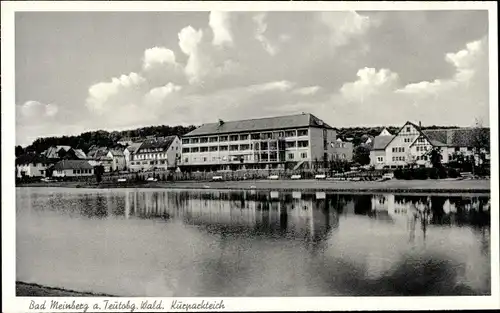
[330,139,353,161]
[107,149,126,171]
[129,136,181,172]
[16,153,52,178]
[123,142,142,170]
[87,147,113,172]
[52,160,94,178]
[369,121,490,169]
[42,145,72,159]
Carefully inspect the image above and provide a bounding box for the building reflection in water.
[118,189,342,243]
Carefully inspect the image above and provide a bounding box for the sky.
[15,10,490,146]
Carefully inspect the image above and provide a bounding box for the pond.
[16,187,491,296]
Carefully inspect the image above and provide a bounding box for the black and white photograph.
[2,1,499,312]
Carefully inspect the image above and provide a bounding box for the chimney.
[419,121,422,128]
[218,119,224,127]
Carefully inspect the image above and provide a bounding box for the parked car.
[41,177,55,182]
[117,178,127,182]
[382,173,394,180]
[146,177,158,182]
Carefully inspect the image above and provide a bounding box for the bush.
[448,168,460,178]
[413,168,428,180]
[428,168,439,179]
[394,169,403,180]
[437,167,448,179]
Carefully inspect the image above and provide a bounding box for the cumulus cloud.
[86,72,147,114]
[74,12,488,134]
[209,11,233,47]
[143,47,177,70]
[340,68,399,102]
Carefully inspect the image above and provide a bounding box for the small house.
[52,160,94,178]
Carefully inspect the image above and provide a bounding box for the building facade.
[128,136,181,172]
[180,113,337,171]
[370,121,490,169]
[331,139,354,162]
[52,160,94,177]
[107,150,126,171]
[16,153,51,178]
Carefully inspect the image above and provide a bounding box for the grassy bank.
[16,282,114,297]
[16,178,490,193]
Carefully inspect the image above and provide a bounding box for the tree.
[429,147,443,168]
[353,145,370,165]
[470,118,490,174]
[94,165,104,183]
[15,146,24,157]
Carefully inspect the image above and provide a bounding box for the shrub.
[437,167,448,179]
[448,168,460,178]
[428,168,439,179]
[394,169,403,179]
[413,168,428,180]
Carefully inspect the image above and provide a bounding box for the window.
[260,142,268,150]
[239,134,249,140]
[269,141,277,150]
[377,156,384,163]
[392,147,397,153]
[285,130,296,137]
[240,144,250,150]
[73,169,76,174]
[286,141,296,148]
[230,145,239,151]
[230,135,239,141]
[251,133,260,140]
[300,152,308,159]
[160,160,165,164]
[200,147,208,152]
[220,145,228,151]
[191,138,199,144]
[298,140,309,148]
[209,137,218,143]
[406,127,411,132]
[288,153,294,160]
[219,136,228,142]
[199,137,208,143]
[203,157,207,162]
[467,147,473,151]
[297,129,308,136]
[455,147,460,152]
[422,156,427,161]
[182,139,189,144]
[191,147,199,153]
[184,158,188,163]
[209,146,218,152]
[392,157,396,162]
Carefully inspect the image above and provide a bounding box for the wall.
[385,123,420,167]
[370,150,386,169]
[16,163,48,178]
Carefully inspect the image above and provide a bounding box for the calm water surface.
[16,187,491,296]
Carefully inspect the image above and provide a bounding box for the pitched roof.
[73,149,87,159]
[42,145,72,158]
[53,160,94,170]
[16,153,51,165]
[423,128,489,147]
[183,113,333,137]
[372,136,395,150]
[108,149,125,157]
[125,142,143,154]
[87,147,109,159]
[138,136,177,151]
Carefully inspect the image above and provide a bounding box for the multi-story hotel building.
[180,113,337,171]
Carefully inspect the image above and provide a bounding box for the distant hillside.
[17,123,466,156]
[19,125,197,156]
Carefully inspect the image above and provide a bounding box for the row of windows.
[403,138,412,143]
[139,146,178,153]
[130,160,168,166]
[184,152,308,163]
[133,153,180,160]
[72,169,92,174]
[182,129,309,144]
[416,146,429,152]
[416,156,428,161]
[392,147,405,153]
[392,156,405,162]
[182,141,308,153]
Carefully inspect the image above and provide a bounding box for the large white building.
[370,121,490,169]
[180,113,337,171]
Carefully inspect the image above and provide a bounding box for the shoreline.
[16,282,115,297]
[16,178,491,194]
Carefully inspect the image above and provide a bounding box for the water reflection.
[16,188,491,296]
